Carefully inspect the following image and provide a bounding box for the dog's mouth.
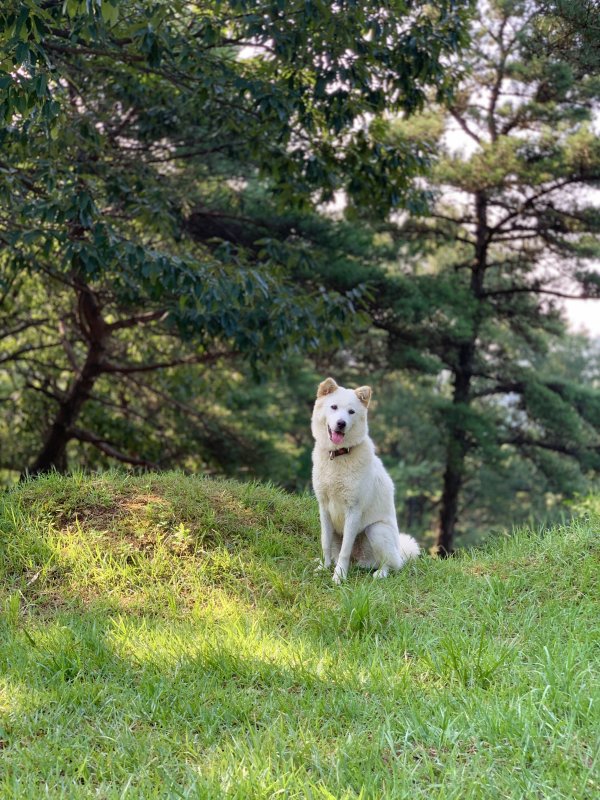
[328,425,345,446]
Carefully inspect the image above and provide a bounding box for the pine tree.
[379,0,600,553]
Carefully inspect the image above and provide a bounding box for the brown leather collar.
[329,446,352,460]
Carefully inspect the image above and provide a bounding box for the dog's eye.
[331,405,338,410]
[349,409,355,415]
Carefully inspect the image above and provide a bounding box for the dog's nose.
[336,419,346,430]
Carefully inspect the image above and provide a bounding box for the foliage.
[0,471,598,797]
[0,1,598,550]
[0,218,383,479]
[0,0,473,476]
[529,0,600,74]
[360,0,600,551]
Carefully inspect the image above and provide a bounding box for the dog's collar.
[329,446,352,460]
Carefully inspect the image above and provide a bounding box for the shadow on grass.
[0,607,414,797]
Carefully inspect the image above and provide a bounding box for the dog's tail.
[398,533,421,561]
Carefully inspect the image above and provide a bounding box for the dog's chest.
[316,458,366,529]
[317,458,357,494]
[326,495,351,533]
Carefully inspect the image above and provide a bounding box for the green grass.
[0,471,598,799]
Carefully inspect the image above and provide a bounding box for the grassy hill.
[0,472,598,799]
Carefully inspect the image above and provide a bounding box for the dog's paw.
[332,566,346,584]
[314,560,330,573]
[373,566,389,579]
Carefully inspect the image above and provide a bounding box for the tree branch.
[24,381,65,403]
[58,320,80,372]
[0,318,50,340]
[490,179,580,233]
[107,310,168,332]
[69,427,159,469]
[145,143,243,163]
[99,350,237,374]
[448,109,482,145]
[502,434,580,458]
[473,382,525,398]
[483,283,599,300]
[0,342,60,366]
[487,16,509,141]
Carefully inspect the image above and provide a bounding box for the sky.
[564,298,600,338]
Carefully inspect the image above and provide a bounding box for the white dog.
[311,377,420,583]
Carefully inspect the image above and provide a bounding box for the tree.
[530,1,600,74]
[374,0,600,553]
[0,214,380,482]
[0,1,473,477]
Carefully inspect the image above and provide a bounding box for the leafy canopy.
[0,0,473,357]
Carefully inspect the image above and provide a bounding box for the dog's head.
[311,377,372,450]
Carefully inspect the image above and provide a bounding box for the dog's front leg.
[317,504,335,570]
[333,508,361,584]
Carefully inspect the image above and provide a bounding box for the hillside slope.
[0,472,598,799]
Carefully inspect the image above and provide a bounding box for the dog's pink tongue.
[331,430,345,445]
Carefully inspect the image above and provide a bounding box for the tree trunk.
[25,285,107,477]
[435,191,488,555]
[435,342,474,556]
[437,439,465,556]
[26,344,103,475]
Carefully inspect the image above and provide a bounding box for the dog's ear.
[354,385,372,407]
[317,377,338,397]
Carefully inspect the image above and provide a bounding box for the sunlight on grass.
[0,472,598,798]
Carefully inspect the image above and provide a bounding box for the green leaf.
[100,1,119,27]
